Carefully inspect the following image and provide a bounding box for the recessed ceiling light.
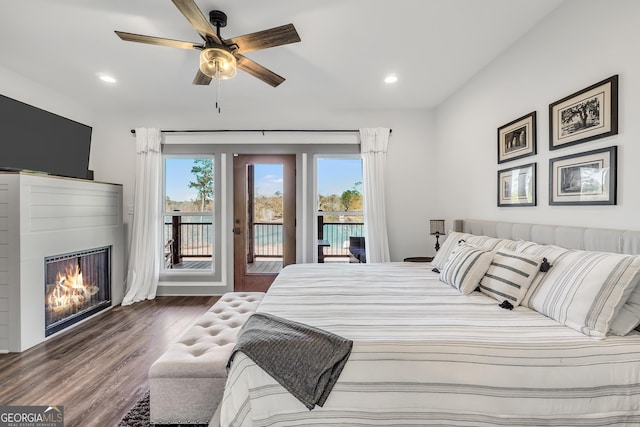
[99,75,117,83]
[384,75,398,84]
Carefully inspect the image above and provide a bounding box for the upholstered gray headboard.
[454,219,640,255]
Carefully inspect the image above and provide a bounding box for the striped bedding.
[221,263,640,426]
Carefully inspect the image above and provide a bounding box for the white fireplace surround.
[0,172,124,352]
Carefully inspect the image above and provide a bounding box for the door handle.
[233,227,242,235]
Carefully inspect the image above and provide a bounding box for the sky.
[164,157,362,202]
[165,158,203,202]
[317,158,362,196]
[254,164,283,196]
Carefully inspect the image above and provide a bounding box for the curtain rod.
[130,129,392,135]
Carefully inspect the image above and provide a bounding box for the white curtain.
[360,127,391,263]
[122,128,162,306]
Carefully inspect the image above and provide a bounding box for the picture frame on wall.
[497,111,536,164]
[549,146,617,205]
[497,163,536,207]
[549,75,618,150]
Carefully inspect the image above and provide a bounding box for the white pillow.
[518,244,640,338]
[608,278,640,335]
[466,235,518,253]
[439,243,494,295]
[431,232,517,270]
[514,241,572,308]
[431,231,472,269]
[479,250,542,307]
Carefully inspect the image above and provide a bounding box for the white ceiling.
[0,0,564,112]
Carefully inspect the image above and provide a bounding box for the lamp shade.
[430,219,445,236]
[199,47,237,79]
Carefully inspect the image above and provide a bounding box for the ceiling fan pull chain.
[215,66,222,114]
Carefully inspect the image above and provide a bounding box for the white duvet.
[221,263,640,426]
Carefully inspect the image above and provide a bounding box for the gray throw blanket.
[227,312,353,410]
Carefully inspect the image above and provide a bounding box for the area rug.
[117,391,207,427]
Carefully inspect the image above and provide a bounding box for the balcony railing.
[164,216,213,266]
[320,221,364,257]
[253,222,283,257]
[164,216,364,265]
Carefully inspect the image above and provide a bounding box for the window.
[163,157,214,271]
[316,156,364,262]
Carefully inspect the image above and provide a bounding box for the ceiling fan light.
[99,75,117,83]
[199,48,237,79]
[384,75,398,84]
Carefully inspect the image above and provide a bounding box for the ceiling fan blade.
[225,24,301,54]
[171,0,222,44]
[193,69,212,85]
[115,31,202,50]
[236,54,285,87]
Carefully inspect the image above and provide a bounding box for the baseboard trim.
[156,284,230,296]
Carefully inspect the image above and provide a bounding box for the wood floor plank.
[0,295,219,427]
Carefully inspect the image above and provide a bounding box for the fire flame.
[46,264,100,314]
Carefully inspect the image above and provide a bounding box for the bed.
[221,220,640,426]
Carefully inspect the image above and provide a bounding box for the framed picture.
[497,112,536,163]
[549,146,617,205]
[497,163,536,207]
[549,75,618,150]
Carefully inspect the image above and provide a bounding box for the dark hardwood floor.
[0,296,219,427]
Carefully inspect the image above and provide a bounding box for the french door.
[233,154,295,292]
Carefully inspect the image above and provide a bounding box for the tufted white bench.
[149,292,265,425]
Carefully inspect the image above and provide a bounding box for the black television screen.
[0,94,92,180]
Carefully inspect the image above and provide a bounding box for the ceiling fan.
[115,0,301,87]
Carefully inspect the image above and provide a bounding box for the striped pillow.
[439,243,494,295]
[515,241,572,308]
[431,232,517,269]
[431,231,472,269]
[522,248,640,338]
[466,235,518,253]
[479,250,542,307]
[609,281,640,335]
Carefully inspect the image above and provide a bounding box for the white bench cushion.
[149,292,264,424]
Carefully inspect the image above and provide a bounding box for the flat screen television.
[0,94,92,180]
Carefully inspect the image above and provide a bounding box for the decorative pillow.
[439,243,494,295]
[431,231,472,269]
[431,232,517,270]
[521,247,640,339]
[608,277,640,335]
[479,250,542,307]
[514,241,572,308]
[466,235,518,253]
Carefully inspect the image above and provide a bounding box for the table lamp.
[430,219,445,252]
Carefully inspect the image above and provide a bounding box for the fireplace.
[45,246,112,337]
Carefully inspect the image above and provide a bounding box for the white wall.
[0,65,93,127]
[435,0,640,231]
